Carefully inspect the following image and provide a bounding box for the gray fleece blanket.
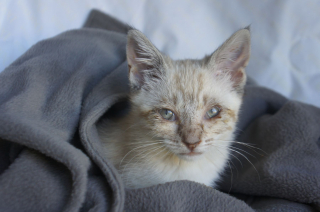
[0,10,319,212]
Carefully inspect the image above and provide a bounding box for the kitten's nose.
[182,140,201,151]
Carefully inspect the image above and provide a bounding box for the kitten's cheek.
[164,142,184,154]
[163,139,177,150]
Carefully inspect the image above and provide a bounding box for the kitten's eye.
[159,109,175,121]
[205,106,220,119]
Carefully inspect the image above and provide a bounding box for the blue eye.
[206,106,220,119]
[159,109,175,121]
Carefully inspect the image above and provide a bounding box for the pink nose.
[182,140,201,151]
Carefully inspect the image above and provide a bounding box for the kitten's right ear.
[126,30,164,90]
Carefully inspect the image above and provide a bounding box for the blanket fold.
[0,9,319,212]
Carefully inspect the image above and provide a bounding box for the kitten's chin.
[177,152,203,161]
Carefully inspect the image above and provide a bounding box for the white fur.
[98,28,250,189]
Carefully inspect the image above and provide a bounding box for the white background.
[1,0,319,106]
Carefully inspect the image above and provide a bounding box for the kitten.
[98,28,250,189]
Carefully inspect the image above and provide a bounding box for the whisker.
[122,145,164,174]
[228,154,240,176]
[124,123,140,132]
[208,147,236,193]
[124,140,165,146]
[213,139,258,147]
[233,126,244,134]
[210,143,260,181]
[228,145,257,158]
[123,145,166,178]
[228,152,243,168]
[213,139,267,156]
[210,144,243,167]
[207,143,255,159]
[223,147,261,182]
[120,143,162,165]
[207,138,253,145]
[140,146,167,160]
[227,161,233,194]
[231,141,268,155]
[141,146,168,165]
[229,140,264,148]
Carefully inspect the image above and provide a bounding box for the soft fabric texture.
[0,10,319,212]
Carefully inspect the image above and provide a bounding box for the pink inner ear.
[230,69,244,87]
[126,30,164,89]
[127,37,140,69]
[126,32,148,89]
[130,66,144,87]
[215,35,250,88]
[228,44,248,86]
[230,43,249,68]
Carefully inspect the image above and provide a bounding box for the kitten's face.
[126,29,250,161]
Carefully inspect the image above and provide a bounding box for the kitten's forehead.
[168,62,205,107]
[134,58,242,119]
[160,59,241,111]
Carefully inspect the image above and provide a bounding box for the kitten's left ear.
[208,27,251,94]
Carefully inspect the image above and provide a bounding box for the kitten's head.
[126,28,250,161]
